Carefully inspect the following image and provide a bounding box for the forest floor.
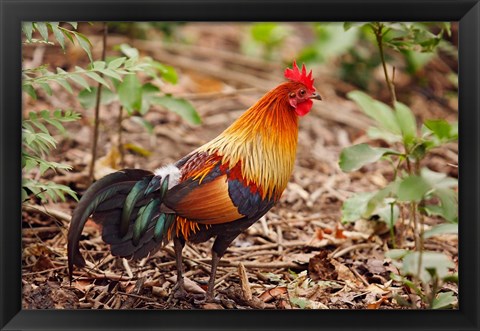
[21,23,458,310]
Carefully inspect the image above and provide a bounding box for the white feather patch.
[154,164,181,189]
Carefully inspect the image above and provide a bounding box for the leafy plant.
[386,249,457,309]
[22,110,80,202]
[339,91,458,229]
[21,22,96,203]
[23,23,200,188]
[77,44,199,125]
[338,22,454,89]
[22,22,92,60]
[298,23,360,64]
[338,22,458,309]
[77,43,200,166]
[243,23,290,60]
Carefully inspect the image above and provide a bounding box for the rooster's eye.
[299,89,306,96]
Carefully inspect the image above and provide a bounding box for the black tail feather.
[67,169,152,279]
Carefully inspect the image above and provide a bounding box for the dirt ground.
[21,23,458,310]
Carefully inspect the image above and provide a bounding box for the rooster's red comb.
[284,61,315,91]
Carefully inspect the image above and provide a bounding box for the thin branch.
[117,105,125,167]
[88,22,108,183]
[374,23,397,104]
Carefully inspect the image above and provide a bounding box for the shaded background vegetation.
[22,22,458,310]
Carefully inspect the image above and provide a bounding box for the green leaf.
[22,23,34,42]
[130,116,154,135]
[22,84,37,99]
[69,73,91,90]
[397,175,431,202]
[151,95,201,125]
[367,127,402,144]
[41,114,66,134]
[432,189,458,223]
[339,143,398,172]
[55,78,73,94]
[78,87,117,109]
[289,297,309,309]
[251,23,287,45]
[296,23,359,63]
[348,90,401,135]
[366,180,399,213]
[432,292,456,309]
[72,31,93,62]
[385,249,409,260]
[120,44,139,58]
[423,223,458,239]
[410,142,428,160]
[99,68,123,81]
[424,119,458,141]
[394,101,417,144]
[139,83,160,114]
[38,82,53,96]
[343,22,366,32]
[35,22,49,41]
[107,57,126,69]
[403,49,435,74]
[343,22,353,31]
[442,273,458,283]
[84,71,110,89]
[118,74,143,114]
[31,118,49,134]
[402,251,454,283]
[418,168,458,222]
[420,167,457,189]
[375,203,399,228]
[341,191,376,223]
[62,29,75,44]
[152,62,178,84]
[92,61,106,70]
[67,22,78,29]
[22,179,78,203]
[48,22,65,50]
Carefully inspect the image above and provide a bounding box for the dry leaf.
[323,228,333,235]
[238,263,252,300]
[308,251,338,281]
[258,287,287,303]
[152,286,168,298]
[167,275,205,294]
[367,296,388,309]
[202,302,224,309]
[330,259,363,288]
[335,226,347,239]
[74,279,94,292]
[316,228,324,240]
[31,255,55,272]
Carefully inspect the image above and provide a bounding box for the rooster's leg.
[203,234,239,302]
[206,250,220,302]
[172,236,187,298]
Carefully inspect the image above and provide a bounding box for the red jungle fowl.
[68,61,322,302]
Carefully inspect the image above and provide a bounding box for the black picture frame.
[1,0,478,330]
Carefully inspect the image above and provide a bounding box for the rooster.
[68,61,322,302]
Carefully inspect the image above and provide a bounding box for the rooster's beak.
[310,92,322,100]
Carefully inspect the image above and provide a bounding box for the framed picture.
[1,0,479,330]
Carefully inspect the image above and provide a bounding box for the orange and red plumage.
[68,61,322,301]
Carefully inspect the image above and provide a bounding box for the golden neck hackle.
[198,83,300,200]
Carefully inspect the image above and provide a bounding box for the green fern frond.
[22,178,78,203]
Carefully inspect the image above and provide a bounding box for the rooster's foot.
[193,292,220,305]
[167,281,190,303]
